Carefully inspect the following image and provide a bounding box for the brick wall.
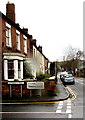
[2,18,31,57]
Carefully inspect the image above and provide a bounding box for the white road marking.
[56,99,72,114]
[56,109,62,113]
[67,103,71,106]
[1,99,72,118]
[57,106,63,109]
[67,100,71,106]
[67,106,71,109]
[66,99,71,114]
[56,101,63,113]
[68,114,72,118]
[59,101,63,104]
[0,112,71,114]
[0,112,65,114]
[66,109,71,113]
[68,99,71,102]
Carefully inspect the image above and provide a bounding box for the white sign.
[8,82,24,85]
[27,82,44,89]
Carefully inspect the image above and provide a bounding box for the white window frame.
[33,46,36,57]
[8,60,14,79]
[23,35,27,54]
[16,30,20,51]
[6,22,12,47]
[4,59,23,81]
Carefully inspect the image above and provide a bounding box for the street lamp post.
[55,60,57,83]
[55,61,56,76]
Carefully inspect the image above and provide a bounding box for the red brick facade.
[1,2,50,98]
[1,2,49,82]
[2,18,31,57]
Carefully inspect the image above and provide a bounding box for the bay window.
[4,59,23,81]
[18,60,21,78]
[8,60,14,79]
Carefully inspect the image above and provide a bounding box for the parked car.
[62,74,75,85]
[60,72,68,82]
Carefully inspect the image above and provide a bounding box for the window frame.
[18,60,21,78]
[8,60,14,79]
[23,35,27,54]
[16,30,20,51]
[6,22,12,48]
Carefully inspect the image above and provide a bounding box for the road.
[1,77,84,119]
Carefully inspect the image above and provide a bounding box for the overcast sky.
[0,0,84,62]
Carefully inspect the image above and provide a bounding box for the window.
[18,60,21,78]
[8,60,14,79]
[4,59,23,80]
[23,35,27,54]
[6,27,10,46]
[6,23,11,47]
[16,30,20,51]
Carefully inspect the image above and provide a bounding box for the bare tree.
[63,45,84,72]
[76,50,85,60]
[64,45,78,60]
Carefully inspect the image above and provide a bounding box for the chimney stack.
[38,46,42,53]
[6,2,15,22]
[32,39,37,46]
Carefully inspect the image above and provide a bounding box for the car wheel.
[72,81,75,84]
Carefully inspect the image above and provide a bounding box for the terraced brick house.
[1,3,32,81]
[0,2,50,98]
[1,2,50,81]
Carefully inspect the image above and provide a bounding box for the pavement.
[2,81,70,103]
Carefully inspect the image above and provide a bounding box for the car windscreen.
[66,74,72,78]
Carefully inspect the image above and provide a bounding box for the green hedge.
[36,73,50,80]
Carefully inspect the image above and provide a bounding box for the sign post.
[27,82,44,89]
[8,82,24,98]
[10,85,12,97]
[21,85,22,98]
[27,82,44,97]
[30,90,32,97]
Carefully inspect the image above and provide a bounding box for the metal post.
[10,85,12,98]
[55,61,56,76]
[55,60,58,83]
[30,90,32,97]
[40,89,41,96]
[21,85,22,98]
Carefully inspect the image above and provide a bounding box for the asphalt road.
[1,77,84,119]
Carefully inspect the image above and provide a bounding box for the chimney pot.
[23,28,28,34]
[32,39,36,45]
[16,23,20,27]
[38,46,42,53]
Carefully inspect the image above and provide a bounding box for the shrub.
[36,73,50,81]
[23,62,34,79]
[25,72,34,79]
